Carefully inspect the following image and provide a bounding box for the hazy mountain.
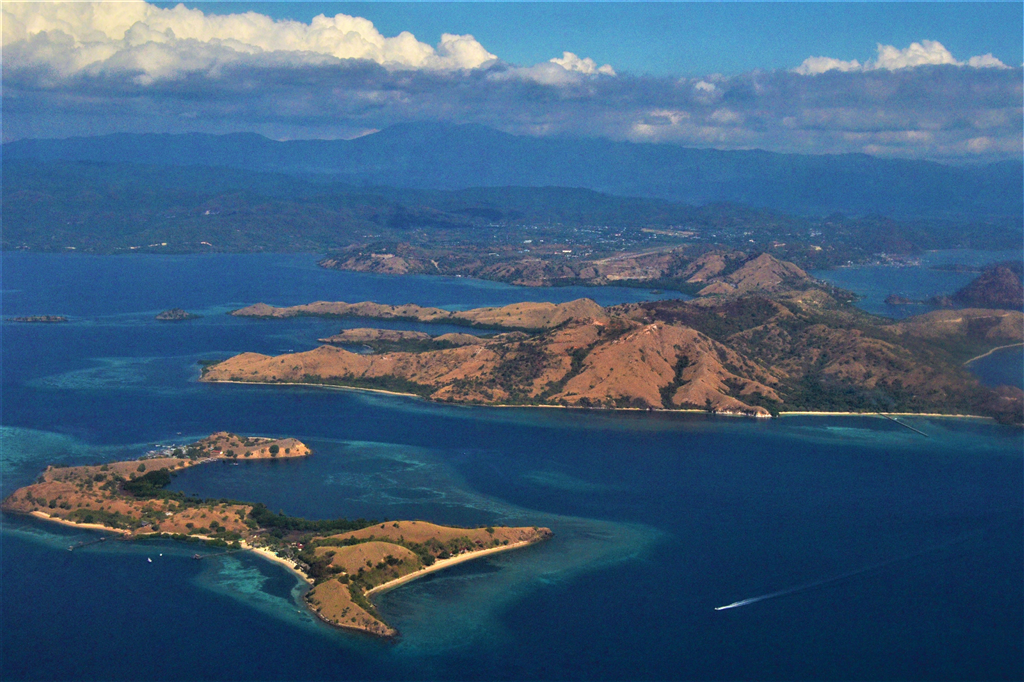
[6,123,1021,219]
[5,158,1020,260]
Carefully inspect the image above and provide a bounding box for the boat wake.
[714,521,1016,612]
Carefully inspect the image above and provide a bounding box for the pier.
[68,536,111,551]
[878,413,929,437]
[191,549,245,560]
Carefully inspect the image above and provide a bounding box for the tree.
[269,444,280,456]
[137,463,147,472]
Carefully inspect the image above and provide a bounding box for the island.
[156,308,201,321]
[205,254,1024,424]
[8,315,68,323]
[0,432,552,637]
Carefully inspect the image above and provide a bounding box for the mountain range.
[6,123,1021,219]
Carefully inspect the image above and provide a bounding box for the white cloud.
[0,0,497,81]
[966,54,1009,69]
[549,52,615,76]
[871,40,959,69]
[792,57,861,76]
[490,51,616,86]
[794,40,1009,75]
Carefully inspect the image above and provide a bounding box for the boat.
[147,557,152,563]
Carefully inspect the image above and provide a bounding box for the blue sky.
[176,2,1023,76]
[4,2,1022,162]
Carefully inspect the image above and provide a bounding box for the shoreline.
[963,342,1024,365]
[365,539,537,597]
[202,378,996,422]
[777,411,991,420]
[23,512,314,586]
[201,378,421,399]
[242,543,314,584]
[28,510,133,536]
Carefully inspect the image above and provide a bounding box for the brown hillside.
[894,309,1024,342]
[698,253,810,296]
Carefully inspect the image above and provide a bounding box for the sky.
[2,1,1022,163]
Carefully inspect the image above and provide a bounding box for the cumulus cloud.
[550,52,615,76]
[2,4,1020,163]
[488,50,616,86]
[0,0,497,80]
[795,39,1009,75]
[792,57,862,76]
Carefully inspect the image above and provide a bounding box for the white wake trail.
[714,522,1013,612]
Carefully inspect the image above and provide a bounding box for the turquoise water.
[2,253,1022,680]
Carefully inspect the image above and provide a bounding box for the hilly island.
[201,255,1023,424]
[1,432,552,638]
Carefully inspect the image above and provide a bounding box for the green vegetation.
[247,503,373,535]
[122,468,174,498]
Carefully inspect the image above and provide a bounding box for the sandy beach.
[365,539,536,597]
[204,378,998,421]
[28,511,132,536]
[203,378,421,398]
[242,542,314,584]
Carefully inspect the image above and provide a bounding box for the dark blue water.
[2,253,1022,681]
[968,345,1024,390]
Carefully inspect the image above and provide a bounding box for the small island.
[0,432,552,637]
[156,308,201,321]
[8,315,68,323]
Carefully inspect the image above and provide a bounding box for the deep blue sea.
[2,253,1022,681]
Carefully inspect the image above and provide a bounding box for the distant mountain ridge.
[5,123,1021,219]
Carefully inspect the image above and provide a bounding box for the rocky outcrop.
[9,315,67,323]
[156,308,200,321]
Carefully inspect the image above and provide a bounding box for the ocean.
[2,252,1021,681]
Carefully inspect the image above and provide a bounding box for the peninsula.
[206,255,1024,423]
[1,433,552,637]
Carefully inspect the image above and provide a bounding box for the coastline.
[777,411,991,420]
[202,378,421,399]
[202,378,996,422]
[365,539,537,597]
[963,342,1024,365]
[24,512,311,586]
[28,510,132,535]
[242,543,314,584]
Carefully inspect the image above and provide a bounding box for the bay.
[811,248,1021,319]
[2,253,1021,681]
